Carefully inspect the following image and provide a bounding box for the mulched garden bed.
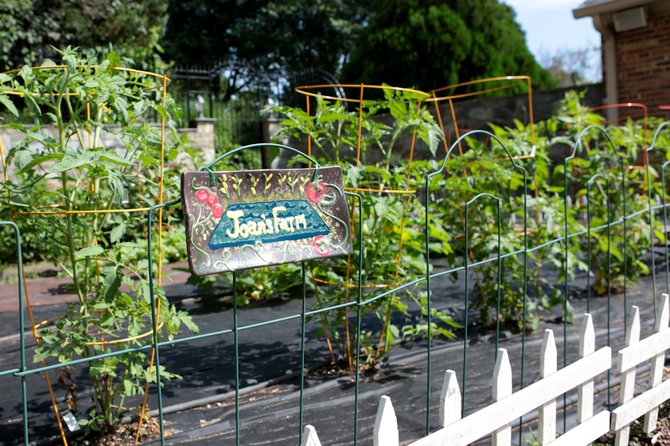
[597,403,670,445]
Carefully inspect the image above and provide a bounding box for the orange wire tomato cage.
[592,102,648,126]
[294,83,430,289]
[592,102,649,169]
[294,83,431,167]
[422,75,538,201]
[0,64,172,445]
[426,76,536,156]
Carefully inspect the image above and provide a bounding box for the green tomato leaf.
[110,223,127,243]
[49,154,96,173]
[17,152,63,174]
[0,94,19,117]
[178,311,199,334]
[113,95,129,123]
[100,152,133,167]
[75,246,105,257]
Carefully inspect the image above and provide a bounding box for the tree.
[0,0,168,71]
[341,0,555,91]
[538,46,602,87]
[162,0,366,98]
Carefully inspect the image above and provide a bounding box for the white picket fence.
[301,294,670,446]
[612,295,670,446]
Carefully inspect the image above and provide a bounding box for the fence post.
[492,348,512,446]
[539,329,557,443]
[643,293,670,433]
[301,425,322,446]
[374,395,399,446]
[614,305,640,446]
[578,314,595,423]
[439,370,462,428]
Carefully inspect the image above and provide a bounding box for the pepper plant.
[0,48,197,435]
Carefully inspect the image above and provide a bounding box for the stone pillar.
[263,116,291,168]
[194,118,216,162]
[262,116,286,144]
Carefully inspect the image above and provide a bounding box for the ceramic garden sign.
[182,167,352,275]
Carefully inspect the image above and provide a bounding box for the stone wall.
[438,83,603,130]
[0,118,216,173]
[178,118,216,162]
[270,83,605,166]
[384,83,604,161]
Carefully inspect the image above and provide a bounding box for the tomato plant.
[0,48,198,435]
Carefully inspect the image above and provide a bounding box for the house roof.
[573,0,658,18]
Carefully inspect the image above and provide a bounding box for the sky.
[503,0,602,81]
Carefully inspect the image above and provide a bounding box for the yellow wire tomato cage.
[0,64,171,446]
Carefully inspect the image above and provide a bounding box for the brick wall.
[614,6,670,119]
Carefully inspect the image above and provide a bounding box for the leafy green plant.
[423,129,564,331]
[0,48,197,435]
[550,92,660,296]
[189,263,305,306]
[275,88,666,352]
[186,84,663,378]
[273,89,455,370]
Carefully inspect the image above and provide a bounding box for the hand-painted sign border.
[182,166,352,275]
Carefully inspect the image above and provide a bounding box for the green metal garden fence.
[2,122,670,445]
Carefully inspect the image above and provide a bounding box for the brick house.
[573,0,670,120]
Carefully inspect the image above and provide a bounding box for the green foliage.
[163,0,366,98]
[188,263,304,307]
[554,92,659,295]
[463,91,664,327]
[341,0,556,91]
[272,88,666,368]
[273,90,454,368]
[162,0,554,100]
[0,0,169,71]
[0,48,197,434]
